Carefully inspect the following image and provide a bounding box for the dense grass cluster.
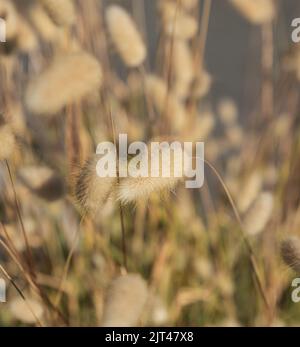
[0,0,300,327]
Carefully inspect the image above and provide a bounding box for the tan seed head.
[106,5,147,67]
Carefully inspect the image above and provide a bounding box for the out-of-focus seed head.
[243,192,274,236]
[75,155,117,216]
[106,5,147,67]
[159,1,198,40]
[229,0,275,25]
[25,52,103,115]
[39,0,76,27]
[101,274,148,327]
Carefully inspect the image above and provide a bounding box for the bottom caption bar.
[1,327,300,345]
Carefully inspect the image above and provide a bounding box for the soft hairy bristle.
[101,274,148,327]
[75,155,116,215]
[106,5,147,67]
[25,51,103,115]
[0,124,15,161]
[39,0,75,27]
[243,192,274,236]
[159,1,198,39]
[281,236,300,273]
[229,0,275,25]
[117,138,188,205]
[117,175,180,205]
[145,74,186,132]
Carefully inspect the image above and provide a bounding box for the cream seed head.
[237,172,263,213]
[29,4,61,42]
[39,0,76,27]
[117,174,180,206]
[192,69,212,99]
[106,5,147,67]
[75,155,117,215]
[218,98,238,126]
[116,138,193,205]
[15,18,38,53]
[101,274,148,327]
[9,297,44,324]
[172,40,194,99]
[0,0,18,40]
[25,51,103,115]
[243,192,274,236]
[165,0,199,11]
[180,0,199,11]
[229,0,275,25]
[159,1,198,40]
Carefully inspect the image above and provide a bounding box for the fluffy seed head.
[145,294,168,326]
[229,0,275,25]
[102,274,148,327]
[0,123,15,161]
[192,69,212,99]
[106,5,146,67]
[179,0,198,11]
[159,1,198,39]
[9,297,44,324]
[281,236,300,273]
[39,0,75,27]
[117,138,191,205]
[25,52,103,115]
[75,155,116,215]
[117,174,180,206]
[29,4,61,42]
[166,0,199,11]
[172,40,194,99]
[218,98,238,125]
[243,192,274,236]
[15,19,38,53]
[237,172,263,213]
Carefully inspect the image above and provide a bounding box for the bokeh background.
[0,0,300,327]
